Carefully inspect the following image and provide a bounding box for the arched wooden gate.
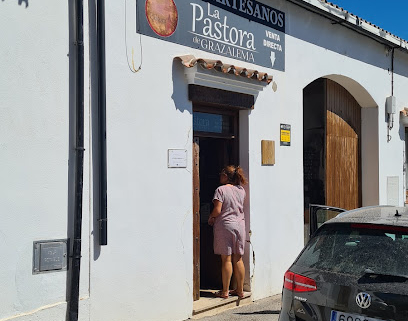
[304,78,361,212]
[326,79,361,210]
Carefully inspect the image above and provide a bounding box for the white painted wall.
[0,1,90,320]
[2,0,408,321]
[90,0,408,320]
[88,2,195,320]
[283,0,408,208]
[361,107,380,206]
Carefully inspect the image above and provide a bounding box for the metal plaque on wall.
[137,0,285,71]
[33,239,69,274]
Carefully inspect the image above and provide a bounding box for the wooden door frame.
[193,138,200,301]
[190,84,252,300]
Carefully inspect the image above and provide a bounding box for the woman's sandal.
[229,289,245,299]
[214,290,229,299]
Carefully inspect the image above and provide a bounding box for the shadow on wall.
[171,58,192,114]
[1,0,29,7]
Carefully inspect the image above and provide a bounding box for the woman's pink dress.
[212,184,246,255]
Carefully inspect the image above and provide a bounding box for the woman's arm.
[208,200,222,226]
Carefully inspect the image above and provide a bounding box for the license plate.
[330,310,383,321]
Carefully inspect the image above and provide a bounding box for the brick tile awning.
[176,55,273,84]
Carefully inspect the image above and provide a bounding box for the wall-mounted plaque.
[168,149,188,168]
[261,140,275,165]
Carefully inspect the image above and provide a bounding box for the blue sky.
[330,0,408,41]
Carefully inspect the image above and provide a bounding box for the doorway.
[303,78,362,240]
[192,105,239,301]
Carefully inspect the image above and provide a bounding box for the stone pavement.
[192,294,281,321]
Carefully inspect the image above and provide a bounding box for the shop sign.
[193,112,223,133]
[280,123,291,146]
[137,0,285,71]
[202,0,285,32]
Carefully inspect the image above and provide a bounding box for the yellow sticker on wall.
[280,124,291,146]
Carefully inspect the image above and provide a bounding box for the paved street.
[196,294,281,321]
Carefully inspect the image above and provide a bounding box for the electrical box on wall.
[33,239,69,274]
[386,96,396,114]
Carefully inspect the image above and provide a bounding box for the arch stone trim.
[324,74,377,108]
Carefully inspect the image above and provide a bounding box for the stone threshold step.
[192,290,252,319]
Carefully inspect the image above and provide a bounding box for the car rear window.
[296,223,408,277]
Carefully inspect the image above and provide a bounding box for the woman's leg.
[220,254,233,295]
[232,254,245,295]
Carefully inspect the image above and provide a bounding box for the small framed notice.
[168,149,187,168]
[280,124,291,146]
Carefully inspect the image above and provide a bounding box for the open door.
[192,106,239,300]
[303,79,361,243]
[309,204,345,239]
[326,79,361,210]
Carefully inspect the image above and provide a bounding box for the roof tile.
[176,55,273,84]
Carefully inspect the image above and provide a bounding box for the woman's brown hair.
[221,165,248,185]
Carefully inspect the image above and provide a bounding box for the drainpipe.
[387,48,395,142]
[391,47,395,97]
[68,0,85,319]
[97,0,108,246]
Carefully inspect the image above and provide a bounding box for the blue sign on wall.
[193,113,223,133]
[137,0,285,71]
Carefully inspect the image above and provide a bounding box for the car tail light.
[284,271,317,292]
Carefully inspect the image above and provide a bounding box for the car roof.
[326,205,408,227]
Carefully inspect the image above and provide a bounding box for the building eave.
[286,0,408,53]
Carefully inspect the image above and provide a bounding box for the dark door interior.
[193,106,239,297]
[199,137,237,290]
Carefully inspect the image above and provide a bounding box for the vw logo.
[356,292,372,309]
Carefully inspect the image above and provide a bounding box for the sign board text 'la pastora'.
[137,0,285,71]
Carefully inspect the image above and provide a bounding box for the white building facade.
[1,0,408,321]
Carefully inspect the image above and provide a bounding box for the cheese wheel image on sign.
[145,0,178,37]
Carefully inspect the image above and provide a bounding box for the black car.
[279,205,408,321]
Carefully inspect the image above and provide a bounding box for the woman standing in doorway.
[208,165,248,299]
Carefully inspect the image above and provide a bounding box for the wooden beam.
[189,85,254,110]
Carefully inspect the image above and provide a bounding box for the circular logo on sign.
[145,0,178,37]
